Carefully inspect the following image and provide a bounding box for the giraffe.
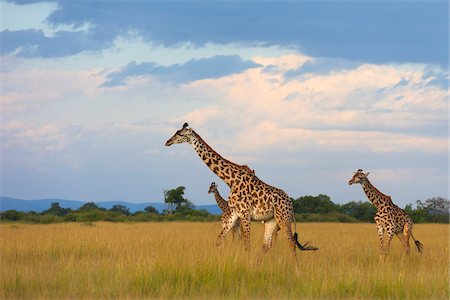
[165,123,317,258]
[208,181,280,243]
[208,182,241,241]
[348,169,423,256]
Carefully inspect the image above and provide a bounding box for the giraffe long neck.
[190,130,248,187]
[212,189,230,213]
[361,179,393,210]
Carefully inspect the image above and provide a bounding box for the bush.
[39,215,63,224]
[1,210,23,221]
[293,194,340,214]
[295,212,358,223]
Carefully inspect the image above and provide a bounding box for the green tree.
[163,186,193,214]
[293,194,339,214]
[144,205,159,214]
[43,202,70,216]
[79,202,104,211]
[0,210,22,221]
[341,201,376,222]
[417,197,449,215]
[110,204,130,215]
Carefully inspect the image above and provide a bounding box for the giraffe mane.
[365,178,390,198]
[192,130,252,173]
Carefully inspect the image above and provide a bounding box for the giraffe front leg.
[376,223,385,259]
[216,213,239,247]
[239,213,251,251]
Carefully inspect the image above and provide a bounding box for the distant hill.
[0,196,222,215]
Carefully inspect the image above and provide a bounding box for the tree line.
[1,187,448,224]
[293,194,449,223]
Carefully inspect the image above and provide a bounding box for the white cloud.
[0,0,92,37]
[253,54,310,72]
[1,49,447,204]
[178,56,447,155]
[0,68,105,113]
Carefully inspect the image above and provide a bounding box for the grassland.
[0,222,448,299]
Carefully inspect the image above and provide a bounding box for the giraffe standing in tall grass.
[208,182,241,241]
[348,169,423,257]
[165,123,317,259]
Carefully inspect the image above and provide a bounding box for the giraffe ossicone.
[348,169,423,256]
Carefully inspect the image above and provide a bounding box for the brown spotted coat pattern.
[348,169,423,256]
[165,123,304,256]
[208,182,241,241]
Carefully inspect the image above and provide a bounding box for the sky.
[0,0,448,208]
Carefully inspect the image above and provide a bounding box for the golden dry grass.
[0,222,448,299]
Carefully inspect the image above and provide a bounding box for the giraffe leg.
[239,212,251,251]
[272,225,280,246]
[277,218,300,269]
[231,222,241,241]
[376,222,385,259]
[262,219,279,253]
[403,223,411,255]
[274,208,297,258]
[377,224,384,254]
[384,230,395,256]
[234,220,245,244]
[216,213,239,247]
[395,231,407,254]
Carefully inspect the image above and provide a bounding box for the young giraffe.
[208,182,241,241]
[348,169,423,256]
[165,123,317,257]
[208,181,280,243]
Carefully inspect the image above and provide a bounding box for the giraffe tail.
[411,232,423,253]
[293,232,319,251]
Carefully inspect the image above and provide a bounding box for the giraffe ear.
[183,122,189,129]
[365,172,370,176]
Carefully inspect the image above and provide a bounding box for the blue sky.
[1,0,448,207]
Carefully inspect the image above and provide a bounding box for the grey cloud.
[2,1,448,66]
[285,58,361,78]
[101,55,261,87]
[1,29,111,58]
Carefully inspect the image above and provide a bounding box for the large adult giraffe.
[165,123,317,258]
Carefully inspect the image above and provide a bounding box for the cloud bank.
[101,55,261,87]
[2,0,448,66]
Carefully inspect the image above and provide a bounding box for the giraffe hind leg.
[384,230,394,256]
[395,231,409,255]
[402,224,411,255]
[262,219,279,253]
[231,221,241,241]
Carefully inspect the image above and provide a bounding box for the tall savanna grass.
[0,222,448,299]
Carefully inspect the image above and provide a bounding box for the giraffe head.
[165,123,193,146]
[348,169,370,185]
[208,182,218,194]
